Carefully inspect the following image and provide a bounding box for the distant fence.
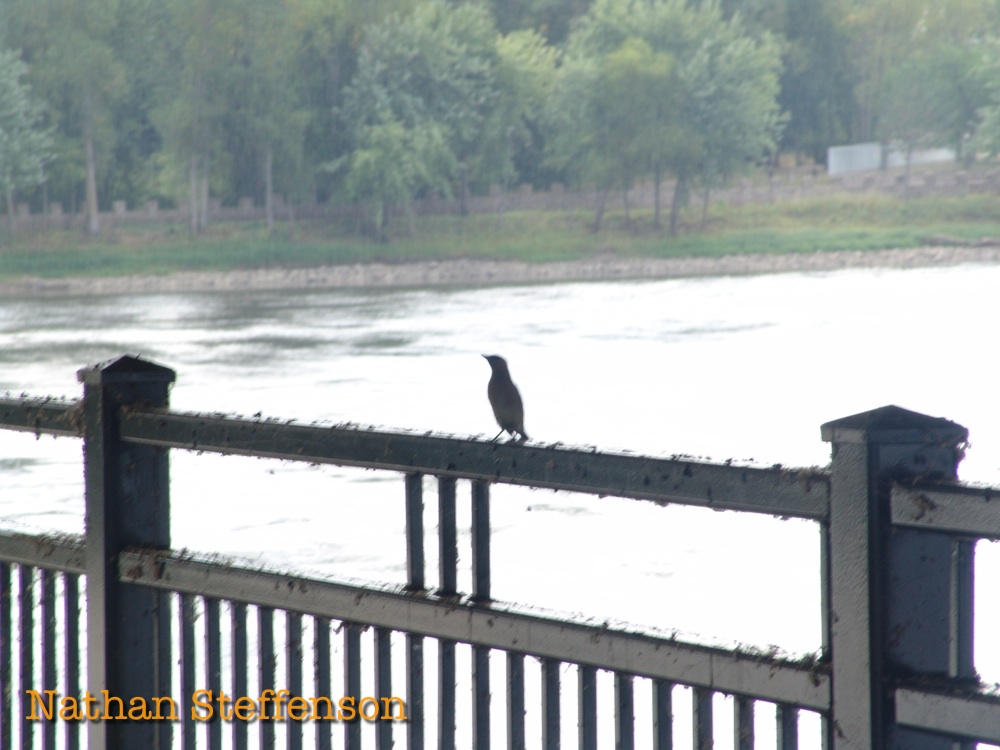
[6,162,1000,234]
[1,355,1000,749]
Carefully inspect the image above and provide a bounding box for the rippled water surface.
[2,264,999,695]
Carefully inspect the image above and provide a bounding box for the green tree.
[489,0,592,42]
[153,0,227,233]
[286,0,414,203]
[774,0,855,162]
[837,0,996,145]
[339,0,514,234]
[342,117,454,239]
[0,48,53,234]
[215,0,308,231]
[3,0,125,234]
[102,0,172,210]
[486,28,558,213]
[969,36,1000,160]
[546,36,687,230]
[550,0,783,234]
[683,22,784,228]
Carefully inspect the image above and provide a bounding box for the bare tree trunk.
[5,188,16,237]
[622,179,631,228]
[189,154,199,234]
[264,144,274,233]
[668,174,686,237]
[653,165,662,230]
[593,188,608,233]
[459,161,470,216]
[199,168,209,231]
[903,143,913,198]
[82,86,101,236]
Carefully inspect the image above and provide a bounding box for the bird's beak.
[481,354,488,359]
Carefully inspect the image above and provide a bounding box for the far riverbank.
[3,244,1000,298]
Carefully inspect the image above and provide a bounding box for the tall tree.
[216,0,308,231]
[4,0,124,234]
[154,0,225,233]
[682,21,784,227]
[489,29,558,213]
[0,48,53,234]
[287,0,417,203]
[550,0,783,234]
[775,0,855,162]
[103,0,172,209]
[338,0,507,234]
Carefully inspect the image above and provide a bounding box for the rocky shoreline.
[4,245,1000,298]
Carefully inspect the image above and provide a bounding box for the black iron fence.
[1,355,999,750]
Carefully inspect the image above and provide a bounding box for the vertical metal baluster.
[406,473,425,590]
[375,627,392,750]
[405,473,426,750]
[19,565,34,750]
[692,687,712,750]
[407,632,424,750]
[653,680,672,750]
[507,653,526,750]
[232,602,248,750]
[40,570,56,750]
[777,704,798,750]
[343,623,362,750]
[542,659,560,750]
[439,638,457,750]
[471,479,490,601]
[438,478,457,595]
[615,673,635,750]
[63,574,80,750]
[180,594,197,750]
[473,644,490,750]
[259,606,276,750]
[438,477,458,750]
[469,478,492,749]
[471,479,492,750]
[287,612,303,750]
[315,617,332,750]
[205,598,222,750]
[734,696,754,750]
[578,666,597,750]
[1,563,10,750]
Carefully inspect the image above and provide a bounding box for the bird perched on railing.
[482,354,529,442]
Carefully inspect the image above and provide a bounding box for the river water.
[2,263,999,746]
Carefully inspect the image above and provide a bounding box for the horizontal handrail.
[120,408,831,519]
[119,548,831,711]
[0,396,82,438]
[891,482,1000,539]
[895,686,1000,744]
[0,530,85,573]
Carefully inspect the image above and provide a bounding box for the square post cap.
[822,405,968,481]
[820,405,967,447]
[77,355,176,386]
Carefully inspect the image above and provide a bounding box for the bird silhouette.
[482,354,528,442]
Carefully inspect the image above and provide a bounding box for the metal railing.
[1,355,999,750]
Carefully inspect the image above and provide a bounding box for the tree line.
[2,0,999,239]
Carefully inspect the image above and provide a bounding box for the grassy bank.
[2,193,999,281]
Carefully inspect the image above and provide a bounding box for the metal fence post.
[78,355,175,750]
[821,405,971,750]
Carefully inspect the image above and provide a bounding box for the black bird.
[482,354,529,442]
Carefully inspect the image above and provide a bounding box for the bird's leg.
[491,429,505,442]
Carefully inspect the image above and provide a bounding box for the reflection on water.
[2,264,999,681]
